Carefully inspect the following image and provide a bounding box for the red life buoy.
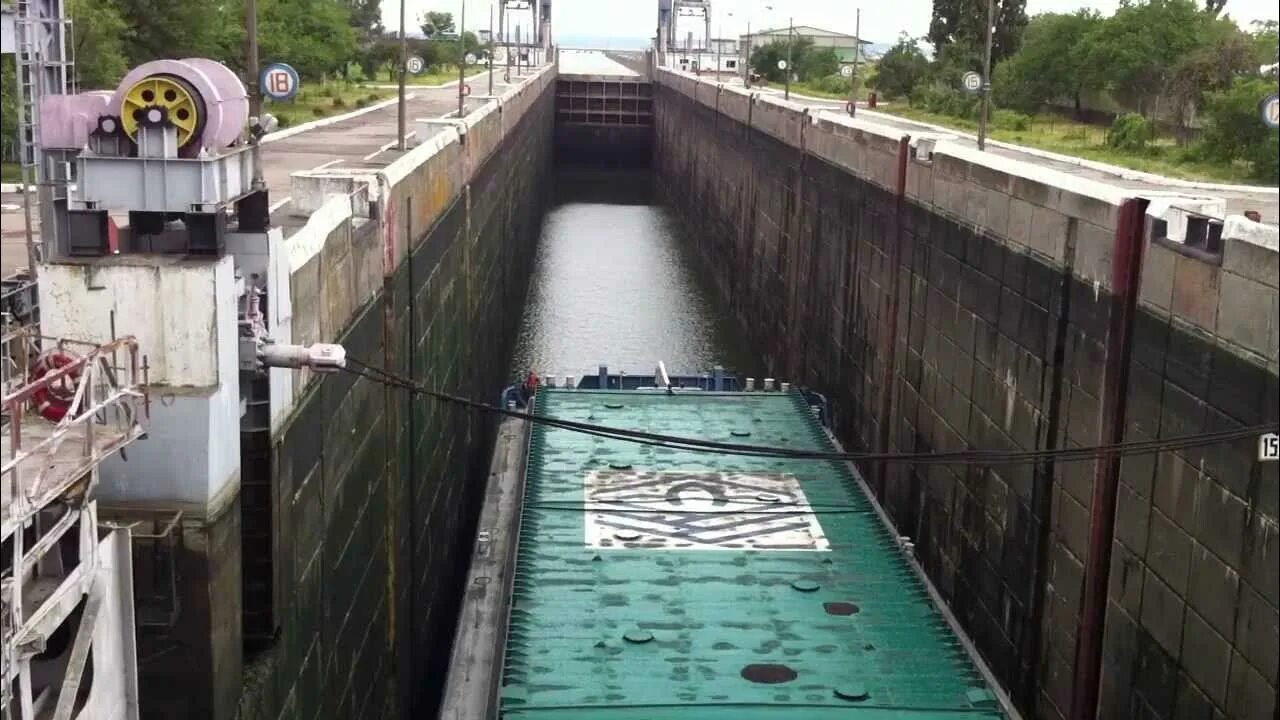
[462,84,472,97]
[31,352,81,422]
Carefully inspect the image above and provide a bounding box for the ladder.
[12,0,75,274]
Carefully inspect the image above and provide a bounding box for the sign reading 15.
[260,63,300,101]
[1261,432,1280,462]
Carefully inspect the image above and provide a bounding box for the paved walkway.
[742,82,1280,224]
[1,71,517,276]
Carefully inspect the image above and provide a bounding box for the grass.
[264,83,396,129]
[874,105,1264,185]
[1,162,20,184]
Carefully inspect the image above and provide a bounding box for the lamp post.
[397,0,408,150]
[488,4,495,94]
[784,16,793,100]
[978,0,994,150]
[849,8,860,117]
[458,0,467,118]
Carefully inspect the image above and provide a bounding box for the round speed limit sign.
[260,63,300,101]
[777,59,788,70]
[464,52,478,66]
[840,65,854,78]
[1262,93,1279,129]
[406,55,425,74]
[961,71,982,93]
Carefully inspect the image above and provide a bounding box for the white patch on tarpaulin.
[583,470,830,551]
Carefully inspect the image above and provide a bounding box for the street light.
[978,0,994,150]
[785,16,793,100]
[397,0,408,150]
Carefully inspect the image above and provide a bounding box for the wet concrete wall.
[231,69,555,720]
[653,69,1278,720]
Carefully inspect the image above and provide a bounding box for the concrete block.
[1108,540,1145,617]
[1186,541,1240,638]
[1170,251,1221,333]
[1226,651,1275,720]
[1234,581,1279,682]
[1140,567,1186,657]
[1216,271,1279,361]
[985,188,1011,241]
[1146,507,1192,593]
[1057,188,1120,229]
[1072,221,1114,289]
[1028,205,1069,263]
[1007,197,1035,247]
[1181,607,1231,707]
[1242,515,1279,605]
[1222,217,1280,289]
[1139,239,1177,313]
[1195,483,1247,568]
[1012,175,1062,209]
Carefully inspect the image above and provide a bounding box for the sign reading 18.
[260,63,300,101]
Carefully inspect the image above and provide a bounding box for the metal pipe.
[397,0,408,150]
[978,0,994,151]
[488,4,495,95]
[784,17,792,100]
[1069,196,1150,720]
[458,0,467,118]
[849,8,860,117]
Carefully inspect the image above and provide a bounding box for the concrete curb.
[365,69,496,91]
[844,106,1279,194]
[262,93,417,145]
[752,85,1278,194]
[0,184,34,193]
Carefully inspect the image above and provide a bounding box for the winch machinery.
[38,57,269,257]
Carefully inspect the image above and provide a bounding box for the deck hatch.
[583,470,830,550]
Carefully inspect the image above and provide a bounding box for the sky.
[383,0,1280,46]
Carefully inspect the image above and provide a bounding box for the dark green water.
[509,169,756,380]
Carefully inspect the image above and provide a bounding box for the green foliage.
[111,0,240,67]
[68,0,130,89]
[1106,113,1152,150]
[1250,20,1278,72]
[991,108,1031,130]
[1,57,15,162]
[748,38,840,84]
[910,85,981,119]
[1075,0,1208,114]
[808,74,854,95]
[991,10,1103,115]
[258,0,357,79]
[421,11,455,37]
[928,0,1028,66]
[1199,76,1280,181]
[871,35,931,100]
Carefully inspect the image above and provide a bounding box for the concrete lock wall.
[231,67,556,720]
[652,68,1278,720]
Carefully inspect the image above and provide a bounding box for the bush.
[809,74,852,95]
[991,109,1031,131]
[311,106,326,117]
[1198,76,1280,183]
[355,97,369,109]
[909,85,981,120]
[1106,113,1151,151]
[331,97,347,109]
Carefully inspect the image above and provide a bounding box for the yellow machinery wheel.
[119,74,204,149]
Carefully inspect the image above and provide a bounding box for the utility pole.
[849,8,860,117]
[488,4,495,94]
[397,0,408,150]
[246,0,261,121]
[744,19,751,86]
[978,0,995,151]
[784,17,793,100]
[458,0,467,118]
[246,0,265,190]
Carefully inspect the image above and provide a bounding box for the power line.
[340,358,1276,466]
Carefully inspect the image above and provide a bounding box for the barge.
[442,367,1015,719]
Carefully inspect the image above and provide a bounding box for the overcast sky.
[384,0,1280,45]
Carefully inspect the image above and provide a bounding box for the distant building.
[739,25,871,65]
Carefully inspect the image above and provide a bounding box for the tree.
[112,0,239,67]
[1076,0,1208,117]
[345,0,382,37]
[1199,76,1280,181]
[1204,0,1226,15]
[871,34,931,99]
[1251,20,1278,71]
[991,10,1103,115]
[928,0,1028,66]
[749,37,816,83]
[258,0,357,79]
[798,47,840,82]
[1167,18,1258,137]
[421,11,455,38]
[68,0,130,90]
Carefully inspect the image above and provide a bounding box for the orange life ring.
[31,352,81,422]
